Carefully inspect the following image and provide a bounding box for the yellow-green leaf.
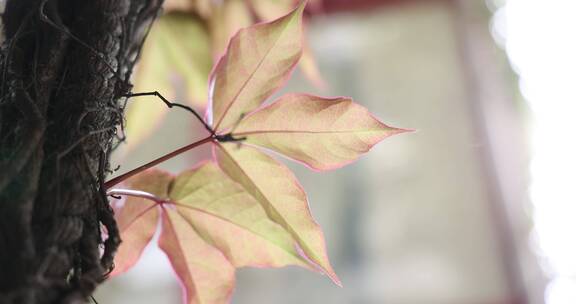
[233,93,407,170]
[209,2,305,132]
[213,143,341,285]
[163,0,195,12]
[193,0,213,18]
[160,13,212,107]
[112,164,326,302]
[125,13,211,150]
[170,162,312,268]
[124,22,173,148]
[164,0,212,17]
[299,44,326,89]
[248,0,294,20]
[210,0,254,57]
[248,0,326,88]
[160,209,235,304]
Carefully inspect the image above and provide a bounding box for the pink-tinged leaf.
[160,14,213,108]
[248,0,326,89]
[193,0,213,18]
[159,208,235,304]
[111,202,157,276]
[169,162,312,269]
[124,22,173,149]
[299,44,326,89]
[210,0,254,58]
[124,14,212,151]
[213,143,341,285]
[111,170,172,276]
[163,0,195,12]
[233,93,408,170]
[307,0,323,11]
[209,2,305,131]
[164,0,212,18]
[248,0,294,20]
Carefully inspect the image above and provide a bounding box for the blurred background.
[96,0,576,303]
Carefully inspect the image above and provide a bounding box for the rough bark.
[0,0,162,302]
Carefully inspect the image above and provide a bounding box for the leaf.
[208,2,305,131]
[124,14,212,149]
[169,162,313,269]
[110,170,172,276]
[164,0,212,18]
[114,2,408,300]
[159,209,235,304]
[113,163,323,303]
[124,22,173,148]
[110,201,157,276]
[163,0,195,12]
[193,0,213,18]
[248,0,326,89]
[160,13,213,107]
[299,44,326,89]
[210,0,253,58]
[248,0,294,20]
[213,143,341,285]
[232,93,407,170]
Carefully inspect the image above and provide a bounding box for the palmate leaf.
[112,163,321,303]
[204,0,405,283]
[206,2,342,283]
[204,1,405,285]
[113,1,406,301]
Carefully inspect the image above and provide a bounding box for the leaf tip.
[371,113,414,138]
[386,126,415,136]
[294,241,341,286]
[290,0,307,23]
[334,277,344,288]
[321,265,342,287]
[327,270,343,287]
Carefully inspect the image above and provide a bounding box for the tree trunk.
[0,0,162,302]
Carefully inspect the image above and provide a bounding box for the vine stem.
[104,135,214,189]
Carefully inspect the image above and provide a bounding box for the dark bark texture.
[0,0,162,302]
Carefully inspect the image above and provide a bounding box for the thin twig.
[123,91,214,134]
[90,295,99,304]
